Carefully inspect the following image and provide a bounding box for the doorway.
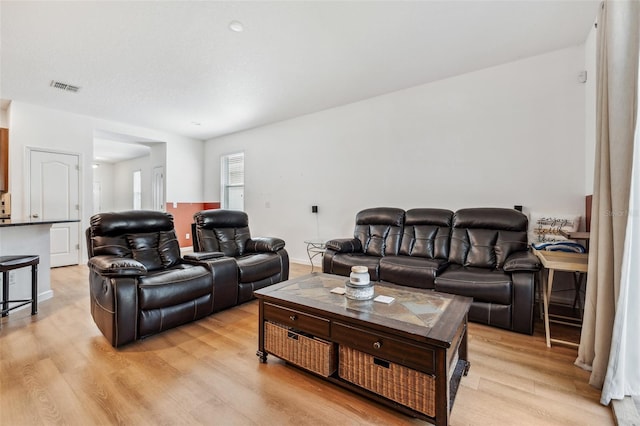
[29,149,81,267]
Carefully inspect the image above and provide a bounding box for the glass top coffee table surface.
[255,273,472,342]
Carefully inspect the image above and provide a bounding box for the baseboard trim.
[612,396,640,426]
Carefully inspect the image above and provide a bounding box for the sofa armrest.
[510,271,536,334]
[503,251,541,272]
[88,255,147,277]
[184,251,225,261]
[89,269,138,347]
[195,257,240,312]
[246,237,285,253]
[325,238,362,253]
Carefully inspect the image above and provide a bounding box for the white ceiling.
[1,1,600,142]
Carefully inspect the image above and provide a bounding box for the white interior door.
[29,150,81,267]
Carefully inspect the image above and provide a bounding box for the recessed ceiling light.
[229,20,244,32]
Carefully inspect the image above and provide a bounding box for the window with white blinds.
[221,152,244,211]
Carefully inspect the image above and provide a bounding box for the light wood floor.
[0,263,613,425]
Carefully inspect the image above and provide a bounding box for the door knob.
[32,213,39,218]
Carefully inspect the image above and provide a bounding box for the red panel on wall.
[166,202,220,247]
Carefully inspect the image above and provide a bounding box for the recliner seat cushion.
[326,253,382,280]
[139,294,213,338]
[379,256,447,289]
[137,264,213,310]
[435,265,512,305]
[235,253,283,283]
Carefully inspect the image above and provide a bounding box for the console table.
[255,273,472,425]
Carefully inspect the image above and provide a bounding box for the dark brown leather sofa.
[323,207,540,334]
[86,210,238,347]
[191,209,289,310]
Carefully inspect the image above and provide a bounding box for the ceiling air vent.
[50,80,81,93]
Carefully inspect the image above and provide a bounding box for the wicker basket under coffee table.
[254,273,472,426]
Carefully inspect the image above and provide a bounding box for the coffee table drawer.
[332,322,435,373]
[263,302,330,338]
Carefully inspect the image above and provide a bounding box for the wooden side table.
[533,249,588,348]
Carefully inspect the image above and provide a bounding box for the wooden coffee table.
[254,273,472,426]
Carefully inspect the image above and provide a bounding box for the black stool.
[0,255,39,318]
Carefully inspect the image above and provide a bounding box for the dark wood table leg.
[31,263,38,315]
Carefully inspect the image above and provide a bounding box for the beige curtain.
[575,0,639,389]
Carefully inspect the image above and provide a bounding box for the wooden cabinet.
[0,128,8,192]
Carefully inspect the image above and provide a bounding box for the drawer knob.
[373,341,382,349]
[289,315,297,321]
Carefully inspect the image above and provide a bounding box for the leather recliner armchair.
[86,210,237,347]
[192,209,289,309]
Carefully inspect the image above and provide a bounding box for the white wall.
[0,108,8,127]
[111,155,152,211]
[8,102,95,221]
[7,101,205,263]
[205,46,589,264]
[92,143,166,214]
[91,118,204,203]
[584,20,597,196]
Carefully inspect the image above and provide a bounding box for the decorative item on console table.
[345,265,374,300]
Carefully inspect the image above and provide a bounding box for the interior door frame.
[26,146,83,265]
[152,165,165,211]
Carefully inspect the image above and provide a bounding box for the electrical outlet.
[9,272,16,286]
[186,233,190,240]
